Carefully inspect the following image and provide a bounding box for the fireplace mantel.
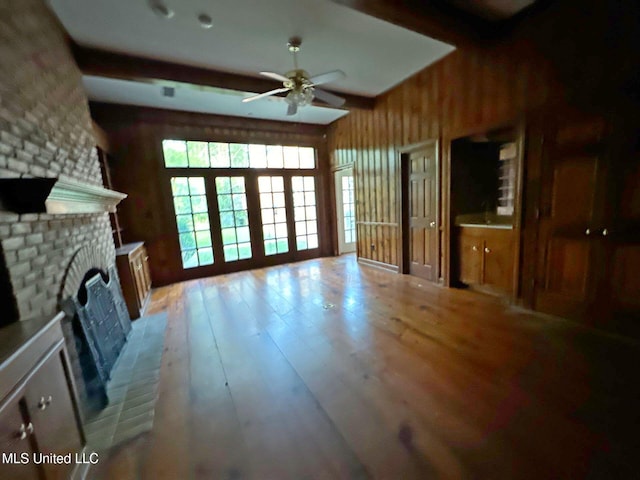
[0,177,126,214]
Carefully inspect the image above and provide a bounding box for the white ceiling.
[50,0,455,124]
[83,75,349,125]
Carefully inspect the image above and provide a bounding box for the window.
[341,176,356,243]
[163,140,321,271]
[163,140,315,169]
[292,176,318,250]
[258,176,289,255]
[170,177,214,268]
[215,177,252,262]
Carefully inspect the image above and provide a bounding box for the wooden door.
[534,112,607,320]
[458,232,482,285]
[406,142,439,281]
[335,168,356,254]
[483,230,514,295]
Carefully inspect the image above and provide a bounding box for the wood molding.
[356,221,399,227]
[0,178,126,215]
[90,102,328,138]
[72,44,375,111]
[328,0,493,48]
[357,256,400,273]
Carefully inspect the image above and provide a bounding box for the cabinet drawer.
[0,391,40,480]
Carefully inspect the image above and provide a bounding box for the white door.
[335,168,356,254]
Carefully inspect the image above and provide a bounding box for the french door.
[335,168,356,254]
[169,172,320,271]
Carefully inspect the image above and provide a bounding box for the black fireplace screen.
[69,265,131,414]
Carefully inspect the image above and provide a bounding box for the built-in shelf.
[0,177,126,215]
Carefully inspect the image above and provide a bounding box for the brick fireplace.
[0,0,116,325]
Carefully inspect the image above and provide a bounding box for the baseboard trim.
[357,257,400,273]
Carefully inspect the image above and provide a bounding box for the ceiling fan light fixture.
[149,1,174,19]
[286,88,314,107]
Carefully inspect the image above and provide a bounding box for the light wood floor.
[91,255,640,479]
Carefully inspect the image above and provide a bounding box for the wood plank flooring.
[91,255,640,479]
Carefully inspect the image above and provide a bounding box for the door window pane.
[258,176,289,255]
[170,177,214,268]
[341,175,356,243]
[292,176,319,250]
[216,176,252,261]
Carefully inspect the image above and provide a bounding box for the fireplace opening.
[62,264,132,420]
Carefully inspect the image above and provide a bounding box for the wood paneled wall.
[328,0,640,279]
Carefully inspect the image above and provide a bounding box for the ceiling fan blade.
[286,102,298,116]
[259,71,291,83]
[309,69,346,86]
[242,87,291,103]
[313,88,346,107]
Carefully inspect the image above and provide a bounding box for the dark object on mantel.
[0,177,126,214]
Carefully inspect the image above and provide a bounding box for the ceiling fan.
[242,37,346,116]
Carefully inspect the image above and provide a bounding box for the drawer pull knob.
[585,228,591,235]
[472,246,478,252]
[484,247,491,253]
[18,422,34,440]
[429,221,436,228]
[38,395,53,410]
[602,228,608,236]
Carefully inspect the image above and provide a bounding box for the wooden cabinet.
[0,313,86,480]
[458,227,514,296]
[116,242,152,319]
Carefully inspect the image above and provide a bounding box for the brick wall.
[0,0,115,324]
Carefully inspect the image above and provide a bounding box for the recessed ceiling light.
[149,1,174,19]
[198,13,213,29]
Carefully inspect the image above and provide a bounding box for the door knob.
[429,221,436,227]
[585,228,591,235]
[484,247,491,253]
[602,228,608,236]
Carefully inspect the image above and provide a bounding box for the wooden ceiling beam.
[328,0,495,47]
[71,43,375,111]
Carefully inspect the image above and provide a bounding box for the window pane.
[266,145,284,168]
[210,143,230,168]
[182,250,198,269]
[171,177,189,196]
[272,176,284,192]
[283,146,299,169]
[176,214,194,233]
[292,175,319,251]
[215,177,231,194]
[187,141,210,167]
[259,175,289,256]
[229,143,249,167]
[189,177,206,195]
[249,144,267,168]
[170,177,214,268]
[163,140,188,168]
[299,147,315,169]
[216,177,252,262]
[173,196,191,214]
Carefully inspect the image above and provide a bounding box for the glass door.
[335,168,356,254]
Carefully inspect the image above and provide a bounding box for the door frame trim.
[398,139,440,280]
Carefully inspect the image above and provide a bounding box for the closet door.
[534,110,608,320]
